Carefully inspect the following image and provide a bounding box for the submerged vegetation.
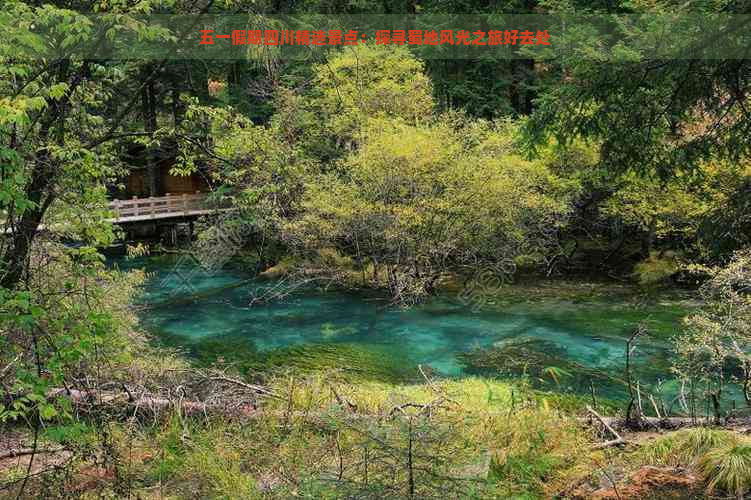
[3,0,751,497]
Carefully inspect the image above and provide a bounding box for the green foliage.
[294,43,434,161]
[490,448,562,496]
[3,1,751,497]
[674,249,751,416]
[0,244,146,423]
[633,252,681,287]
[182,443,260,499]
[73,375,592,499]
[184,103,312,220]
[642,428,737,466]
[42,422,97,448]
[602,171,711,243]
[698,161,751,259]
[637,428,751,498]
[524,3,751,178]
[284,118,575,303]
[0,5,178,424]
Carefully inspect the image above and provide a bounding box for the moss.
[440,275,694,311]
[155,333,421,384]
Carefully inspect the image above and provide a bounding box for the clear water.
[114,255,693,401]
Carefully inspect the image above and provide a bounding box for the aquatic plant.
[459,338,625,397]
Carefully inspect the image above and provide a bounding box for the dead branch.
[200,374,281,399]
[587,405,626,448]
[389,395,452,419]
[329,384,358,413]
[417,364,461,407]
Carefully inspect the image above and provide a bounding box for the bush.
[698,440,751,499]
[633,252,680,287]
[642,428,751,498]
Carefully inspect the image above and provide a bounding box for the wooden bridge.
[109,192,225,223]
[1,193,226,236]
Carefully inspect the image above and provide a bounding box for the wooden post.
[132,196,138,217]
[112,199,120,220]
[182,193,188,215]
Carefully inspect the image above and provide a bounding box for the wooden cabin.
[112,142,211,200]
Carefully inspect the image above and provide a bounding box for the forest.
[2,0,751,498]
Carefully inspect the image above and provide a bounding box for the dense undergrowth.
[0,369,609,499]
[3,356,751,499]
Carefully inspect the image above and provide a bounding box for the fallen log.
[580,412,751,432]
[45,389,751,427]
[45,388,258,418]
[595,415,709,430]
[0,447,65,461]
[42,389,455,424]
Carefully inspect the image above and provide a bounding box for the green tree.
[674,250,751,421]
[0,0,179,436]
[525,2,751,177]
[278,43,434,163]
[0,0,177,290]
[283,119,575,303]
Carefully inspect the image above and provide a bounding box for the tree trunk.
[0,184,52,290]
[641,217,656,258]
[1,128,55,290]
[141,72,160,197]
[1,62,90,291]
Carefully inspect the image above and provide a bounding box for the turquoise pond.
[113,255,696,401]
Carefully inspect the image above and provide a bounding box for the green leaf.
[39,403,58,420]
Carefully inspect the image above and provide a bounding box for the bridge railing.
[109,192,209,221]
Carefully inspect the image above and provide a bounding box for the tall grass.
[642,427,736,466]
[642,427,751,499]
[98,375,595,499]
[698,441,751,499]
